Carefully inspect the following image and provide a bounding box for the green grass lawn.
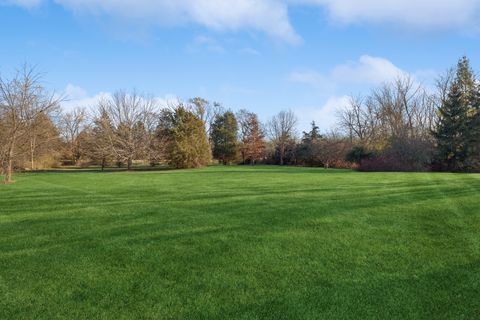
[1,166,480,319]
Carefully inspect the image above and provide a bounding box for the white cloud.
[53,0,300,44]
[290,55,408,90]
[294,0,480,31]
[7,0,480,42]
[60,84,180,112]
[64,83,88,100]
[61,84,111,112]
[189,35,225,53]
[6,0,480,43]
[289,55,418,131]
[331,55,407,84]
[295,95,350,132]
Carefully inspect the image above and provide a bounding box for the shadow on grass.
[20,166,175,174]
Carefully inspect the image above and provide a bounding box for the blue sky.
[1,0,480,131]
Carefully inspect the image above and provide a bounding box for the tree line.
[1,57,480,183]
[339,56,480,172]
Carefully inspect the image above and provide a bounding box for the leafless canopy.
[0,65,60,183]
[338,75,437,149]
[267,110,298,165]
[94,90,160,170]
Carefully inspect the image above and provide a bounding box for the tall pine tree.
[211,111,238,165]
[433,84,470,171]
[433,56,478,171]
[435,57,480,171]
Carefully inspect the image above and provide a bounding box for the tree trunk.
[5,159,13,184]
[280,144,285,166]
[4,139,15,184]
[127,158,133,171]
[30,151,35,171]
[30,134,37,171]
[30,140,35,171]
[101,158,106,171]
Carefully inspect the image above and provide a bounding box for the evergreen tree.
[433,84,470,171]
[434,56,480,171]
[162,106,212,169]
[298,122,322,166]
[470,93,480,170]
[211,111,238,165]
[302,121,322,142]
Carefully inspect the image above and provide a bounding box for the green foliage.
[1,166,480,319]
[297,122,322,165]
[433,84,471,171]
[345,145,373,164]
[301,121,322,142]
[433,57,479,171]
[162,106,211,169]
[210,111,238,164]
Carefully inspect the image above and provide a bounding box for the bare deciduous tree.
[267,110,298,165]
[188,97,224,137]
[337,95,376,145]
[339,75,436,149]
[96,91,159,170]
[236,109,254,164]
[26,112,60,170]
[0,65,59,183]
[60,107,88,164]
[236,110,265,165]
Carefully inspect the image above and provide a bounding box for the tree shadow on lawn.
[19,166,174,174]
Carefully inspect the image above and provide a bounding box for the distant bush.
[345,146,373,165]
[357,137,433,172]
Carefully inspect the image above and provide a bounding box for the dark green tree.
[210,111,238,165]
[434,56,479,171]
[345,145,372,165]
[297,121,322,166]
[433,84,470,171]
[469,97,480,170]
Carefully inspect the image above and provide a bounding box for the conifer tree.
[433,84,470,171]
[434,56,480,171]
[162,106,212,169]
[211,111,238,165]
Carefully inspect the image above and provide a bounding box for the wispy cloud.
[189,35,226,54]
[53,0,301,44]
[294,95,350,132]
[239,48,261,56]
[296,0,480,31]
[289,55,409,90]
[61,84,179,112]
[288,55,427,131]
[7,0,480,43]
